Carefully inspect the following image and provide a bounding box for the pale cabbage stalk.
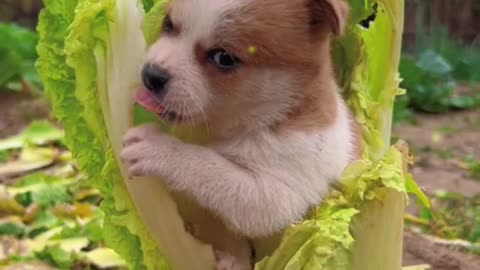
[98,1,214,269]
[36,0,421,269]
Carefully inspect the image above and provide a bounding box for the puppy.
[121,0,359,269]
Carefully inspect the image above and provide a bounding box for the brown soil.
[403,230,480,270]
[0,91,51,138]
[394,110,480,197]
[395,110,480,269]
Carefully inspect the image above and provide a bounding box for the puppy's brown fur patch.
[196,0,350,133]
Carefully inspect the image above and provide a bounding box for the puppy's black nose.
[141,63,171,94]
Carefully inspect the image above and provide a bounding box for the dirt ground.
[0,91,51,138]
[395,111,480,269]
[395,110,480,197]
[1,91,479,269]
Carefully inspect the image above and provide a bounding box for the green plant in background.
[407,191,480,255]
[36,0,426,269]
[0,23,41,92]
[417,28,480,84]
[464,156,480,180]
[394,27,480,122]
[436,193,480,247]
[399,50,458,113]
[398,45,480,114]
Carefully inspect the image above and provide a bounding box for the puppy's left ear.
[310,0,349,36]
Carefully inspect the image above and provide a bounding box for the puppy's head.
[139,0,349,132]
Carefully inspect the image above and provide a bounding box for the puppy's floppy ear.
[310,0,349,36]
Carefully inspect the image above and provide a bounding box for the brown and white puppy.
[122,0,359,269]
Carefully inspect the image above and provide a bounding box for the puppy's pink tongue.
[135,90,164,114]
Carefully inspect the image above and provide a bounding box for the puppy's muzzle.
[142,63,171,95]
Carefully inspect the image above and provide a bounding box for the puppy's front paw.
[121,124,180,177]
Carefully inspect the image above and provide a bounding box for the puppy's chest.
[211,132,328,175]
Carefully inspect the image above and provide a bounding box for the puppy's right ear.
[309,0,350,36]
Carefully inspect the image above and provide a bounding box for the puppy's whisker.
[184,99,195,139]
[188,91,211,137]
[189,106,197,138]
[174,103,181,127]
[173,102,180,120]
[180,104,192,139]
[164,103,174,124]
[179,98,189,133]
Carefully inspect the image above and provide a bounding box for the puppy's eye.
[208,49,240,70]
[162,15,174,33]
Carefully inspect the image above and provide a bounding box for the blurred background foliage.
[0,0,42,94]
[394,0,480,123]
[1,0,479,120]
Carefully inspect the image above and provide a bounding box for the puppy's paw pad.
[122,124,160,146]
[216,260,234,270]
[214,250,250,270]
[120,142,144,163]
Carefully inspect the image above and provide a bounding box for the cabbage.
[36,0,425,269]
[37,1,212,269]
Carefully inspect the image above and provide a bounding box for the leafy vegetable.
[84,248,129,268]
[257,0,419,268]
[34,245,75,269]
[37,0,211,269]
[36,0,423,269]
[0,23,41,92]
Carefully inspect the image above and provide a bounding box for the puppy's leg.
[187,209,252,270]
[121,124,309,237]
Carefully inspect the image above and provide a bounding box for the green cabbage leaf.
[37,1,212,269]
